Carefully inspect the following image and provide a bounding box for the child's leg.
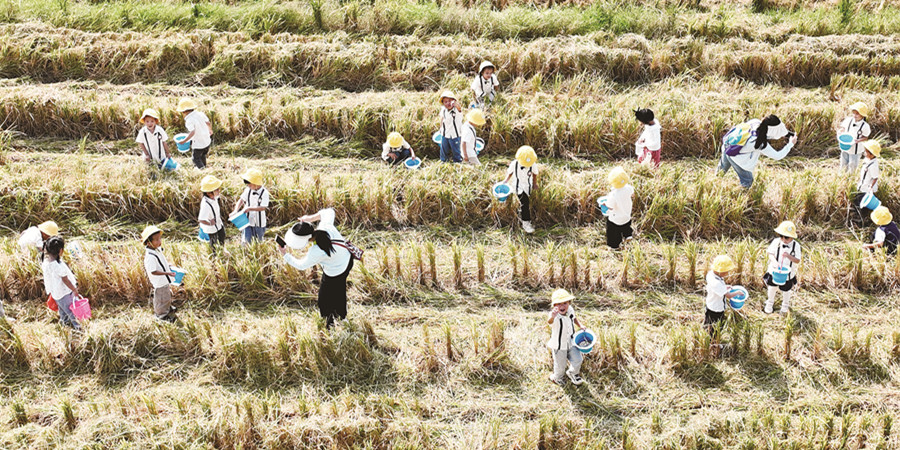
[780,290,792,313]
[651,149,661,168]
[717,150,732,174]
[765,286,777,313]
[449,138,462,163]
[848,153,861,173]
[153,286,173,319]
[0,299,5,318]
[551,348,568,382]
[839,152,849,172]
[606,218,622,249]
[254,227,266,242]
[517,193,531,222]
[439,138,450,162]
[566,346,584,376]
[56,293,80,330]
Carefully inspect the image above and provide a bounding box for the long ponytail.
[313,230,334,256]
[755,115,782,150]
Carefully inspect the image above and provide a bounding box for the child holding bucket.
[503,146,538,233]
[461,109,486,166]
[142,225,178,323]
[471,61,499,110]
[604,166,634,249]
[381,132,415,166]
[763,221,802,315]
[42,236,80,330]
[136,108,171,173]
[634,108,661,168]
[547,288,587,386]
[175,98,213,170]
[232,168,270,244]
[851,140,881,226]
[438,91,464,163]
[865,206,899,255]
[838,102,871,174]
[198,175,226,250]
[705,255,741,336]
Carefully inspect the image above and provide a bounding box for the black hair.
[204,191,216,198]
[634,108,654,125]
[291,222,333,255]
[44,236,65,262]
[755,115,782,150]
[292,222,315,236]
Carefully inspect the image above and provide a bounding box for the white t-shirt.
[198,196,224,233]
[840,117,872,156]
[440,107,464,139]
[381,140,411,161]
[144,248,172,289]
[637,121,661,152]
[547,306,577,350]
[857,157,879,193]
[185,110,211,149]
[460,124,480,164]
[18,226,43,250]
[506,161,536,195]
[766,238,801,277]
[875,227,887,244]
[471,74,499,103]
[705,271,728,313]
[42,258,76,300]
[135,125,169,163]
[240,187,270,228]
[606,184,634,226]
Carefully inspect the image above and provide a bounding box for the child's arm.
[179,130,195,143]
[233,197,246,213]
[547,310,557,324]
[61,276,79,298]
[151,269,177,277]
[206,121,213,135]
[462,141,469,161]
[139,143,151,161]
[408,145,416,159]
[781,252,800,264]
[162,141,172,159]
[244,206,267,212]
[503,173,513,184]
[574,317,586,330]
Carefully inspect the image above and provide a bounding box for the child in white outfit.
[547,289,586,386]
[471,61,499,110]
[764,221,801,314]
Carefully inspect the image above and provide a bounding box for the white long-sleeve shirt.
[729,137,794,173]
[283,208,351,277]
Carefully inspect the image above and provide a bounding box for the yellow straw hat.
[712,255,736,273]
[241,168,264,186]
[387,132,404,148]
[466,109,486,126]
[849,102,870,118]
[861,140,881,157]
[438,90,457,104]
[177,98,198,112]
[141,225,163,244]
[774,221,798,239]
[515,146,537,167]
[140,108,160,124]
[38,221,59,237]
[607,166,629,189]
[200,175,223,193]
[551,288,576,305]
[871,206,892,226]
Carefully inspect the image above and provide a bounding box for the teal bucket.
[229,211,250,231]
[728,286,748,309]
[172,266,186,286]
[771,266,790,285]
[162,157,178,171]
[432,131,443,145]
[860,192,881,210]
[198,228,210,242]
[492,183,511,202]
[838,133,854,152]
[572,329,596,354]
[174,133,191,152]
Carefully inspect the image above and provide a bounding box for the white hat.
[767,122,789,140]
[285,224,311,250]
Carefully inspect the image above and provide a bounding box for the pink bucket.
[72,296,92,320]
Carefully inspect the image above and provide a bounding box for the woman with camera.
[718,115,798,188]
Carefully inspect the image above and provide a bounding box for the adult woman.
[279,208,353,328]
[718,115,798,188]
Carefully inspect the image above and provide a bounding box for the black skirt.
[763,272,797,292]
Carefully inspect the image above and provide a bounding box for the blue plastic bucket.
[475,138,485,155]
[860,192,881,210]
[162,157,178,171]
[229,211,250,231]
[572,329,596,354]
[492,183,511,202]
[838,133,854,152]
[171,266,186,286]
[597,197,609,216]
[432,131,443,145]
[728,286,748,309]
[174,133,191,152]
[404,157,421,170]
[198,228,210,242]
[771,266,790,286]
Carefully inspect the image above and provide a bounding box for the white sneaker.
[548,375,564,386]
[522,221,535,234]
[566,371,585,385]
[764,305,773,314]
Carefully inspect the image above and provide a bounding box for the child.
[381,132,415,166]
[852,140,881,225]
[838,102,871,174]
[503,146,538,233]
[605,166,634,249]
[18,221,58,253]
[42,236,80,330]
[175,98,213,170]
[461,109,485,166]
[705,255,741,336]
[865,206,899,255]
[546,288,586,386]
[634,108,661,168]
[471,61,499,110]
[763,221,802,315]
[136,108,171,172]
[438,91,464,163]
[142,225,177,323]
[232,168,269,244]
[198,175,225,249]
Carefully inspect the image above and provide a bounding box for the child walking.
[705,255,740,336]
[763,221,801,315]
[634,108,661,168]
[381,132,415,166]
[136,108,171,173]
[42,236,80,330]
[176,98,213,170]
[471,61,499,110]
[865,206,899,255]
[142,225,177,322]
[438,91,464,163]
[546,289,586,386]
[232,168,269,244]
[851,140,881,225]
[838,102,871,173]
[461,109,485,166]
[503,146,538,233]
[198,175,226,249]
[605,166,634,249]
